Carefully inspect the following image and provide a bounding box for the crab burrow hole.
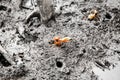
[56,60,63,68]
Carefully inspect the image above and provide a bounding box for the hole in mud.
[0,5,7,11]
[66,70,71,75]
[56,61,63,68]
[105,13,112,19]
[7,8,11,13]
[84,0,90,2]
[2,29,5,32]
[30,78,36,80]
[0,53,11,67]
[30,29,34,31]
[104,61,111,67]
[82,49,86,53]
[70,2,75,5]
[0,21,4,28]
[60,7,63,10]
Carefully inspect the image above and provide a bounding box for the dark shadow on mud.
[0,53,11,67]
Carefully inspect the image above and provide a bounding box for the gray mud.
[0,0,120,80]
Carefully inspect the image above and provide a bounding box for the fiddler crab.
[49,36,72,46]
[88,10,99,20]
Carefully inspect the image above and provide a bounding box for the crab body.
[49,36,71,46]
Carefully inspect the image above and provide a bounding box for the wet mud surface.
[0,0,120,80]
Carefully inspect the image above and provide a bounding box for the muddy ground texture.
[0,0,120,80]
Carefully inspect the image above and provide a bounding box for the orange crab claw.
[60,37,71,43]
[50,36,72,46]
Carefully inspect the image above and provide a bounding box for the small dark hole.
[105,13,112,19]
[105,61,111,67]
[66,71,71,75]
[7,8,11,13]
[30,29,33,31]
[92,46,96,50]
[0,5,7,11]
[2,29,5,32]
[56,61,63,68]
[60,7,63,10]
[70,2,75,5]
[0,21,4,28]
[88,18,93,21]
[30,78,36,80]
[82,49,86,53]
